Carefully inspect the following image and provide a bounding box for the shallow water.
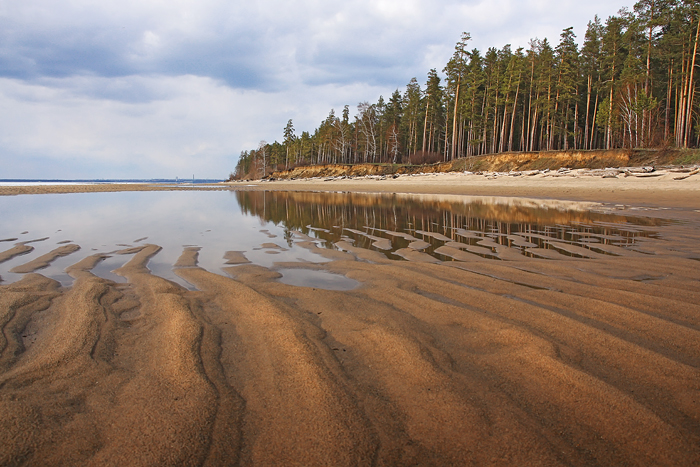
[276,268,360,291]
[0,190,691,289]
[0,191,329,289]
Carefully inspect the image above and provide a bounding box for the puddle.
[276,268,360,291]
[91,255,129,283]
[148,258,199,290]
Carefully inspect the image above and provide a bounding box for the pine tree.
[422,69,444,157]
[582,16,604,149]
[555,27,581,150]
[599,15,626,148]
[444,32,471,160]
[283,119,296,169]
[402,78,422,157]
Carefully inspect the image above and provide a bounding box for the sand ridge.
[0,228,699,465]
[9,244,81,274]
[0,244,34,264]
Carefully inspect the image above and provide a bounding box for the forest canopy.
[234,0,700,180]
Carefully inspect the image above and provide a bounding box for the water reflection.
[0,190,673,288]
[0,191,329,288]
[236,191,667,262]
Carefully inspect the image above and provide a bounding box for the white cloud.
[0,76,387,178]
[0,0,635,178]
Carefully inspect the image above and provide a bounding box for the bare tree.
[388,124,400,163]
[258,140,268,178]
[357,102,377,162]
[332,117,350,163]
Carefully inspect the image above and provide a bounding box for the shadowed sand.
[0,227,699,466]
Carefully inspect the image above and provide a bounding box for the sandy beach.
[233,168,700,209]
[1,175,699,466]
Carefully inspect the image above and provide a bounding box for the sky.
[0,0,635,179]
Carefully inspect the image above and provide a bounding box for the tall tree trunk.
[500,71,514,153]
[526,58,535,151]
[492,86,499,154]
[499,103,508,153]
[607,81,615,149]
[573,97,579,149]
[591,91,599,149]
[607,44,617,149]
[563,105,570,150]
[480,83,489,155]
[509,74,521,151]
[530,105,539,151]
[642,1,655,146]
[685,13,700,147]
[428,121,433,153]
[677,46,688,146]
[422,97,430,153]
[585,74,592,149]
[546,76,552,151]
[552,65,562,150]
[451,81,460,160]
[665,62,672,142]
[442,104,449,161]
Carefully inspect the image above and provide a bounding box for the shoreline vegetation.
[259,147,700,180]
[233,2,700,182]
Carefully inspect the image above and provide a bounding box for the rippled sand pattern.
[0,191,699,466]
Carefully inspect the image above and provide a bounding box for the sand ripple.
[1,239,699,466]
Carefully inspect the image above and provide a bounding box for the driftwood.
[674,168,700,180]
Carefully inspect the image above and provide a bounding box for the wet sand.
[1,181,699,465]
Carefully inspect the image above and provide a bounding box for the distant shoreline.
[0,179,224,186]
[0,182,229,196]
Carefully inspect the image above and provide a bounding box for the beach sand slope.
[1,229,699,466]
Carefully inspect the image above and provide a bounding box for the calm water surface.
[0,190,681,289]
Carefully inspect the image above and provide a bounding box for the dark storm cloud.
[0,14,272,91]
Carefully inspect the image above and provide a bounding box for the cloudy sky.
[0,0,634,179]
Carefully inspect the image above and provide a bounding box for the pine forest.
[233,1,700,179]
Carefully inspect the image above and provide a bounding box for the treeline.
[233,0,700,180]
